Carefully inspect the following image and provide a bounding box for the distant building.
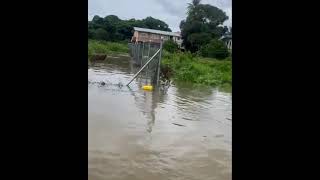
[131,27,183,49]
[220,34,232,50]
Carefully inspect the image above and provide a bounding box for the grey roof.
[133,27,180,37]
[220,34,232,40]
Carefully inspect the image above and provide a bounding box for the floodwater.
[88,55,232,180]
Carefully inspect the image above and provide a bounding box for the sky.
[88,0,232,32]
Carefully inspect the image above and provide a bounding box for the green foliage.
[93,28,109,41]
[88,28,95,39]
[163,40,179,53]
[187,32,212,52]
[88,15,172,42]
[180,0,230,54]
[161,52,231,86]
[200,39,229,59]
[88,40,129,57]
[143,17,171,31]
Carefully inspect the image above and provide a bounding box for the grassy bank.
[161,51,231,88]
[88,39,129,57]
[88,39,231,88]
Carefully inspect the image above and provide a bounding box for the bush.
[88,39,129,57]
[200,39,229,59]
[163,40,179,53]
[161,52,231,86]
[93,28,109,41]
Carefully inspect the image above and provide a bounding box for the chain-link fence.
[128,41,162,85]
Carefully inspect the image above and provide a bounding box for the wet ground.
[88,56,232,180]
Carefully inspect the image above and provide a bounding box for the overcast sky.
[88,0,231,32]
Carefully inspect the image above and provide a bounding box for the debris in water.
[172,123,186,127]
[226,118,232,121]
[182,117,194,121]
[118,82,123,88]
[142,85,153,91]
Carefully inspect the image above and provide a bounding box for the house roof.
[133,27,180,37]
[220,34,232,40]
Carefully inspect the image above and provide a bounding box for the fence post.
[156,37,163,86]
[134,43,137,61]
[137,43,141,64]
[145,40,151,84]
[142,42,145,65]
[147,40,151,58]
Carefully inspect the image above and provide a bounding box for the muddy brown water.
[88,56,232,180]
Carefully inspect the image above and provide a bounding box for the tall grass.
[161,51,231,87]
[88,39,129,57]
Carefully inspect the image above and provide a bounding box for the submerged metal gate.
[127,41,163,86]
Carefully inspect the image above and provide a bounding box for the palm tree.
[187,0,201,15]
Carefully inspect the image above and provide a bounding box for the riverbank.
[88,39,129,57]
[88,40,231,89]
[161,51,231,88]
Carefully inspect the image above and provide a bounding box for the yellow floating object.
[142,85,153,91]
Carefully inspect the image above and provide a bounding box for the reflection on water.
[88,56,232,180]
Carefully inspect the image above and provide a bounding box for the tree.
[88,15,172,41]
[187,32,212,52]
[200,38,229,59]
[187,0,201,15]
[163,40,179,53]
[117,23,133,40]
[88,28,95,39]
[180,0,229,53]
[142,17,171,31]
[93,28,109,41]
[104,15,121,24]
[92,15,103,25]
